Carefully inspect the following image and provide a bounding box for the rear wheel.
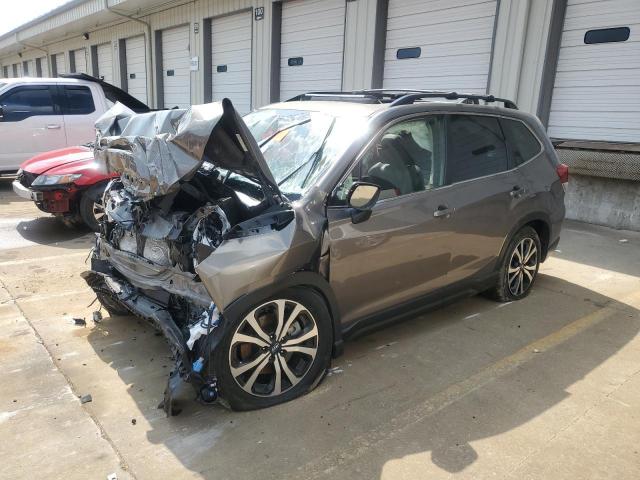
[487,226,541,302]
[214,288,332,411]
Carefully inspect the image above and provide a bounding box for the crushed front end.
[82,99,299,415]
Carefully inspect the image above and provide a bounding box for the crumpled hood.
[20,146,94,175]
[94,98,281,202]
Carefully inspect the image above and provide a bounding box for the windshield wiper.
[277,119,336,187]
[258,118,311,148]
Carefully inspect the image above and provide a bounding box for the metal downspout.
[104,0,155,107]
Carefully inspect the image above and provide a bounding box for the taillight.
[556,163,569,185]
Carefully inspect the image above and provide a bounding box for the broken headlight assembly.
[32,173,83,186]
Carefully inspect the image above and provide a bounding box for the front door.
[0,85,66,171]
[327,114,452,325]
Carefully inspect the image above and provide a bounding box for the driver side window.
[334,115,445,203]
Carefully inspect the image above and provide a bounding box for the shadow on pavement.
[85,273,640,478]
[15,217,92,247]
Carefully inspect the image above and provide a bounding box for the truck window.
[62,86,95,115]
[0,86,56,122]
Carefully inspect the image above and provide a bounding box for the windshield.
[244,108,366,197]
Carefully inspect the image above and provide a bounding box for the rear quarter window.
[500,118,542,167]
[62,86,95,115]
[446,114,509,184]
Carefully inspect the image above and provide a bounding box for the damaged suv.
[83,91,566,414]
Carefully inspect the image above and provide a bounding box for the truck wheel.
[79,192,105,232]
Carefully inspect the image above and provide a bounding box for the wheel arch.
[498,212,552,267]
[220,271,344,358]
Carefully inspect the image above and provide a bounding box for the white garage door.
[211,11,253,114]
[548,0,640,142]
[72,48,87,74]
[383,0,497,93]
[96,43,114,84]
[23,60,34,76]
[279,0,346,101]
[125,35,148,105]
[38,57,49,77]
[55,53,66,76]
[162,25,191,109]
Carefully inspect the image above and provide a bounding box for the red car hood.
[20,146,117,187]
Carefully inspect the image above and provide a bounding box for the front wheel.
[213,288,333,411]
[487,226,541,302]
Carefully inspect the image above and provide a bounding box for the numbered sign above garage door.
[383,0,498,93]
[125,35,148,105]
[161,24,191,109]
[279,0,347,101]
[547,0,640,142]
[211,10,253,114]
[96,43,113,84]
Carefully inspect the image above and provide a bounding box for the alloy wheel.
[93,201,105,224]
[507,237,538,296]
[229,299,319,397]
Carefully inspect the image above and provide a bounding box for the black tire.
[213,287,333,411]
[79,192,104,232]
[486,226,542,302]
[96,290,130,316]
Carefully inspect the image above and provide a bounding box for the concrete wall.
[565,174,640,231]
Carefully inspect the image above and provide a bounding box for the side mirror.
[347,182,380,224]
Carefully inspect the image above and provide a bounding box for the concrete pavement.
[1,176,639,479]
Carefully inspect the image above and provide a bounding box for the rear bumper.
[12,180,43,201]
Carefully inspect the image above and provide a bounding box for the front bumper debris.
[12,180,42,201]
[81,266,224,416]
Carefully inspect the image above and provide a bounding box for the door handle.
[433,205,452,218]
[46,124,61,129]
[510,185,525,198]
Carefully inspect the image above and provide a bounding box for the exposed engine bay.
[81,99,317,415]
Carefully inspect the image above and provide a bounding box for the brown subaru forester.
[83,90,567,414]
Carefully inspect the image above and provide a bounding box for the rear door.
[439,113,524,284]
[59,84,101,146]
[0,85,66,170]
[327,114,452,325]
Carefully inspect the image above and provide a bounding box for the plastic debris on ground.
[326,366,343,376]
[73,317,87,326]
[80,394,92,404]
[93,311,103,323]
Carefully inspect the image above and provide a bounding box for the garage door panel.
[212,11,252,114]
[125,36,147,105]
[162,25,190,109]
[389,0,492,16]
[55,54,66,75]
[96,43,113,84]
[548,0,640,141]
[72,49,87,74]
[383,0,496,93]
[279,0,345,101]
[384,41,490,60]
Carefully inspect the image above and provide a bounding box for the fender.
[221,270,344,357]
[497,211,552,266]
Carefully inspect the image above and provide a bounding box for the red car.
[12,145,117,231]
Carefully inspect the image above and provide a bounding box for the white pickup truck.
[0,73,149,173]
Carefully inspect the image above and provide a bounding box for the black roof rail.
[287,90,518,109]
[389,91,518,109]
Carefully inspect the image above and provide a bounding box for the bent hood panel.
[94,99,280,202]
[21,146,93,175]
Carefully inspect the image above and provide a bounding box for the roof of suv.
[265,90,519,118]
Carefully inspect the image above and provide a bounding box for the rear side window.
[501,118,542,166]
[62,86,95,115]
[0,86,56,121]
[446,115,508,184]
